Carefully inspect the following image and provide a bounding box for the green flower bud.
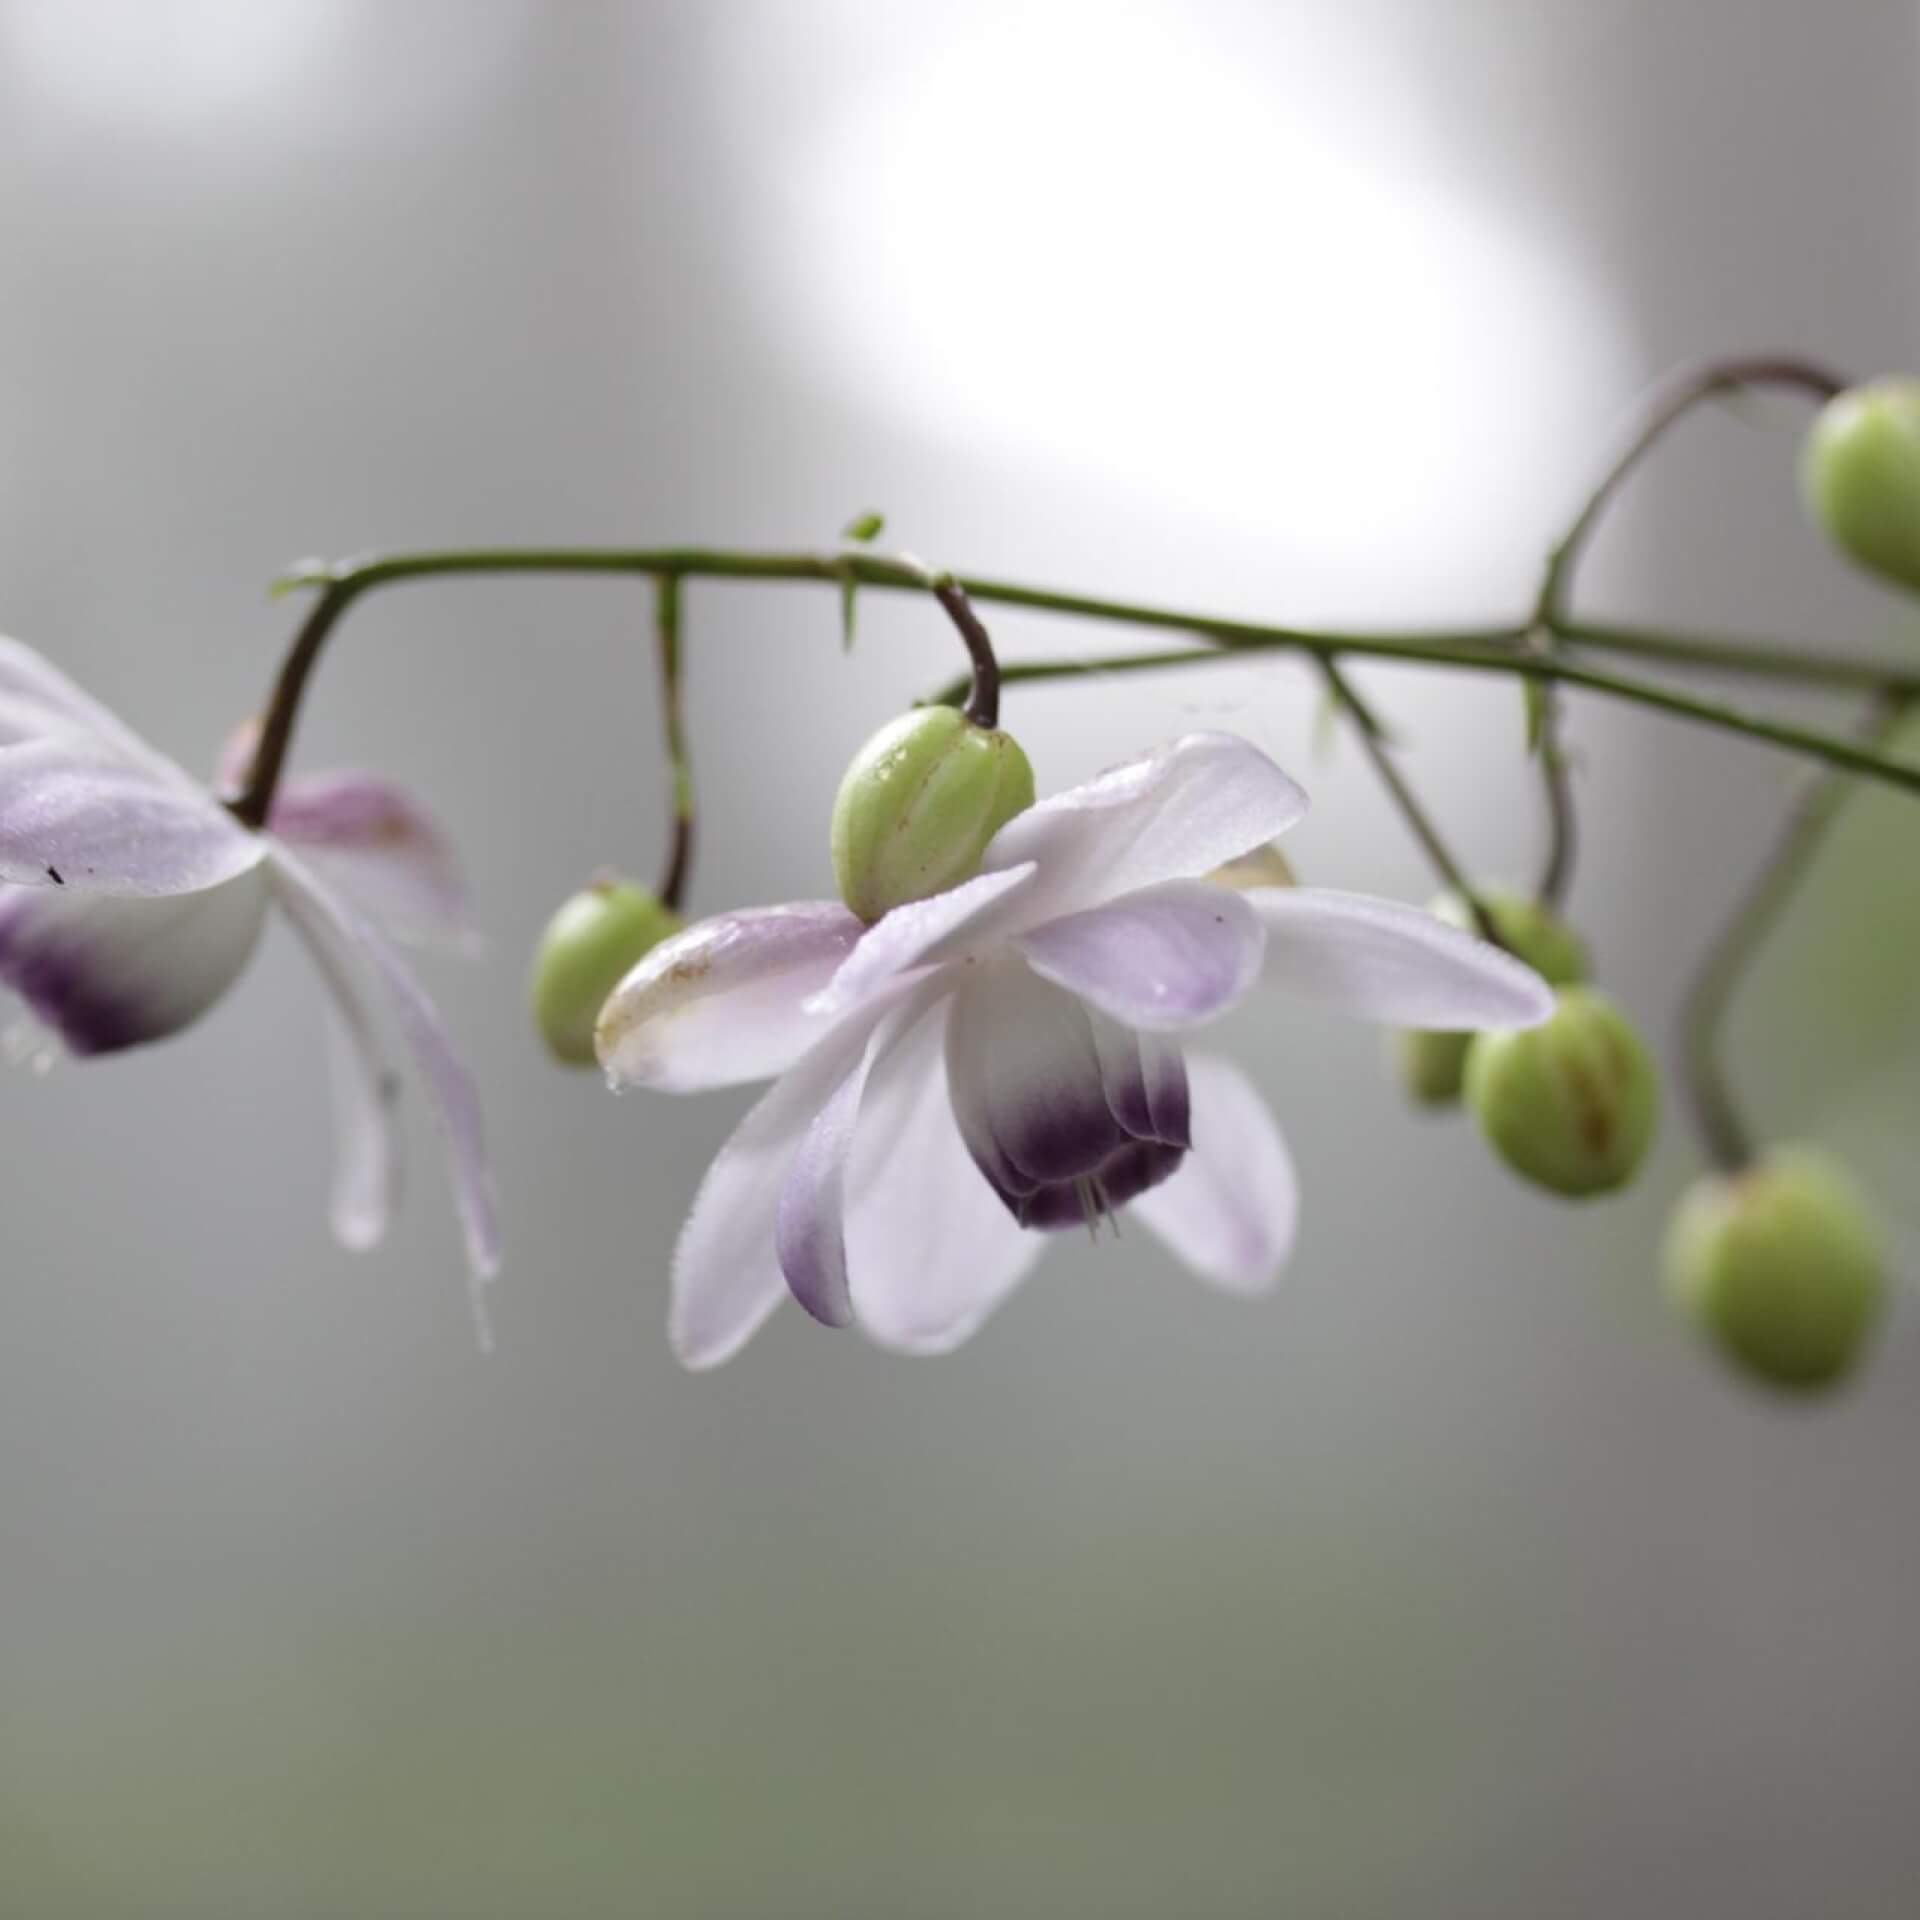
[529,878,682,1066]
[1464,986,1658,1196]
[1393,891,1588,1107]
[830,708,1035,924]
[1664,1147,1885,1394]
[1800,379,1920,593]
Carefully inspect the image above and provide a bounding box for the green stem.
[1535,354,1847,629]
[1319,659,1499,944]
[653,573,693,911]
[1526,356,1850,914]
[1677,690,1910,1172]
[235,544,1920,828]
[925,641,1920,798]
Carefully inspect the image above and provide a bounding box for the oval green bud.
[830,708,1035,924]
[1464,986,1658,1196]
[1393,891,1588,1107]
[1663,1147,1885,1394]
[1800,378,1920,593]
[529,878,682,1066]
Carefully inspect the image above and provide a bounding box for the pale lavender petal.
[982,732,1308,920]
[806,862,1039,1019]
[668,1008,890,1368]
[774,990,934,1329]
[0,636,181,774]
[944,957,1186,1228]
[1016,879,1264,1032]
[1249,887,1554,1027]
[267,849,500,1328]
[1090,1014,1190,1149]
[0,867,267,1054]
[598,900,865,1093]
[264,769,472,946]
[844,998,1046,1354]
[324,1001,402,1254]
[1132,1053,1298,1295]
[0,738,266,896]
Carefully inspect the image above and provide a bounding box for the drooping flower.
[598,731,1554,1367]
[0,637,498,1320]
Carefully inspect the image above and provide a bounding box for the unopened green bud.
[830,708,1035,924]
[1664,1147,1885,1394]
[1464,986,1658,1196]
[1393,891,1587,1107]
[1800,379,1920,593]
[530,878,681,1066]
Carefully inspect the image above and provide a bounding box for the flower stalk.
[1676,688,1910,1172]
[653,571,693,912]
[1317,658,1500,946]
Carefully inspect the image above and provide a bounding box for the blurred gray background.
[2,3,1918,1914]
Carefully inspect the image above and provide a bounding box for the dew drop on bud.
[830,708,1035,924]
[1392,890,1588,1108]
[1800,379,1920,594]
[529,878,682,1066]
[1464,986,1657,1196]
[1663,1146,1885,1395]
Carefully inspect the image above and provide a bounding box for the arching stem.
[1677,689,1909,1172]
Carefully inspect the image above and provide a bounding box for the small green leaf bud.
[1393,891,1588,1107]
[830,708,1035,924]
[530,877,682,1066]
[1464,986,1658,1196]
[1663,1147,1885,1394]
[1800,379,1920,593]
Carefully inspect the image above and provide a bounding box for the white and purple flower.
[0,636,498,1313]
[598,731,1553,1367]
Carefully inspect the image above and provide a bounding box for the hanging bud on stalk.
[1464,986,1658,1196]
[830,707,1035,924]
[1663,1147,1885,1394]
[1800,378,1920,594]
[530,877,682,1066]
[1392,890,1588,1106]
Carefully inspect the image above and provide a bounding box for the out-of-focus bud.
[530,877,681,1066]
[1464,986,1658,1196]
[1664,1146,1885,1394]
[1392,891,1588,1107]
[830,708,1034,924]
[1800,379,1920,593]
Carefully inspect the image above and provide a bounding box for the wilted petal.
[264,769,472,945]
[1249,887,1554,1027]
[267,849,500,1321]
[844,998,1045,1353]
[0,867,268,1054]
[1017,879,1264,1032]
[0,738,265,896]
[1132,1053,1298,1295]
[668,1009,888,1368]
[807,862,1038,1018]
[599,901,864,1093]
[982,732,1308,920]
[945,957,1186,1226]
